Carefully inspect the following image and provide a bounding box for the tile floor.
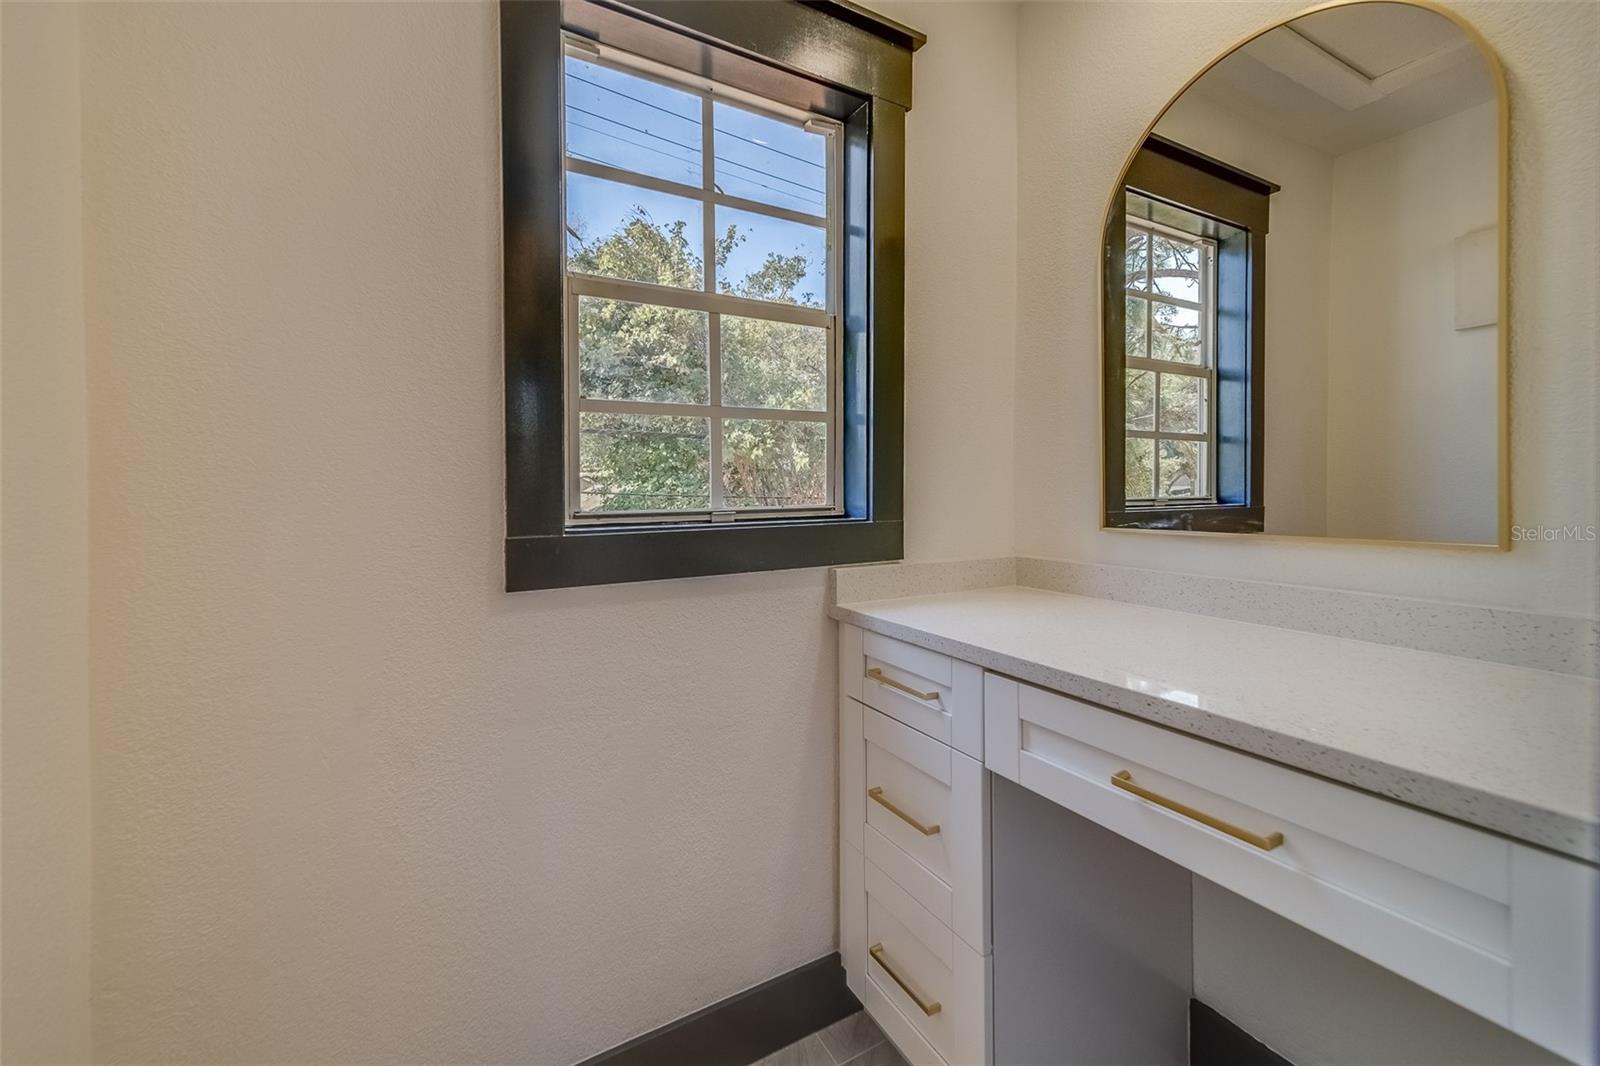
[751,1011,909,1066]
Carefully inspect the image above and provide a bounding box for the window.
[501,0,922,590]
[1123,211,1216,503]
[562,40,842,522]
[1103,135,1274,533]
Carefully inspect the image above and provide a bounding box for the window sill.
[1104,504,1262,534]
[506,516,902,591]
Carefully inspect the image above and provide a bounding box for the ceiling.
[1178,2,1495,156]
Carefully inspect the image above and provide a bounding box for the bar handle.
[867,667,939,702]
[867,786,941,835]
[869,943,942,1016]
[1111,769,1284,851]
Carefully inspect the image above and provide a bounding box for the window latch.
[711,510,736,524]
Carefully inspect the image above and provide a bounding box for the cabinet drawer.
[866,859,988,1066]
[863,710,990,951]
[861,630,983,759]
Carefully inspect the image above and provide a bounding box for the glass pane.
[716,205,826,309]
[1151,234,1201,302]
[1158,374,1204,434]
[714,101,827,216]
[1125,437,1155,500]
[567,171,704,290]
[721,316,827,411]
[1125,369,1155,431]
[1124,297,1148,360]
[577,297,707,404]
[722,418,828,509]
[1150,301,1202,364]
[1158,439,1204,499]
[578,412,709,512]
[564,55,703,187]
[1125,225,1149,291]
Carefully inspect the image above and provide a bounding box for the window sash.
[561,37,843,523]
[1125,219,1217,503]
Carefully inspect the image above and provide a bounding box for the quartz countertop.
[831,586,1600,862]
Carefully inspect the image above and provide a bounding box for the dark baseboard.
[576,952,861,1066]
[1191,999,1294,1066]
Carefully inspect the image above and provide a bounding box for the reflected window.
[1123,215,1215,502]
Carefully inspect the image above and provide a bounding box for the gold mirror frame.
[1098,0,1510,550]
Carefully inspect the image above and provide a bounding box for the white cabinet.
[841,624,992,1065]
[842,621,1599,1066]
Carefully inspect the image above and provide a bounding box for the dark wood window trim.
[1103,135,1274,534]
[501,0,920,590]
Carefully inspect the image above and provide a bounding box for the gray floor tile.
[753,1033,836,1066]
[816,1011,887,1064]
[840,1040,910,1066]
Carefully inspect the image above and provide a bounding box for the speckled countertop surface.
[832,586,1600,863]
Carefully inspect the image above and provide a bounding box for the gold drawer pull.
[869,942,942,1016]
[1111,770,1284,851]
[867,667,939,702]
[868,786,941,835]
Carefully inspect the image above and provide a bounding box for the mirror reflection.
[1103,1,1504,545]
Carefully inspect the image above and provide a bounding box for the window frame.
[1103,134,1275,534]
[560,36,845,524]
[502,0,920,591]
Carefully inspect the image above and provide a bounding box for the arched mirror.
[1101,1,1507,546]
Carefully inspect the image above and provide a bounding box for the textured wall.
[76,1,1016,1061]
[1,3,94,1062]
[879,0,1020,562]
[1016,0,1600,614]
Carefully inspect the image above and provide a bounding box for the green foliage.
[572,205,828,512]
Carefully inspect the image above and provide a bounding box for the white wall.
[1,3,94,1062]
[64,1,1018,1061]
[1017,0,1599,615]
[1325,100,1499,544]
[882,0,1019,561]
[1017,1,1597,1060]
[1154,94,1334,537]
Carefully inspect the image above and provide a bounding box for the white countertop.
[832,586,1600,862]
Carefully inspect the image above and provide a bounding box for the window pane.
[1125,297,1148,360]
[716,205,826,309]
[1158,439,1204,499]
[1125,226,1150,291]
[721,316,827,411]
[1125,369,1155,430]
[567,171,704,290]
[722,418,827,509]
[578,297,707,404]
[564,56,703,188]
[1157,373,1203,433]
[714,101,826,216]
[1151,234,1202,302]
[1150,301,1202,364]
[578,412,709,512]
[1125,437,1155,500]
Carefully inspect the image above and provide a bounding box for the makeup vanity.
[832,583,1598,1065]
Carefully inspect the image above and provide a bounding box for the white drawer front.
[866,860,989,1066]
[861,630,983,759]
[1007,681,1512,1025]
[863,710,990,952]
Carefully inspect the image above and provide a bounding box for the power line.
[565,106,825,207]
[567,69,826,171]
